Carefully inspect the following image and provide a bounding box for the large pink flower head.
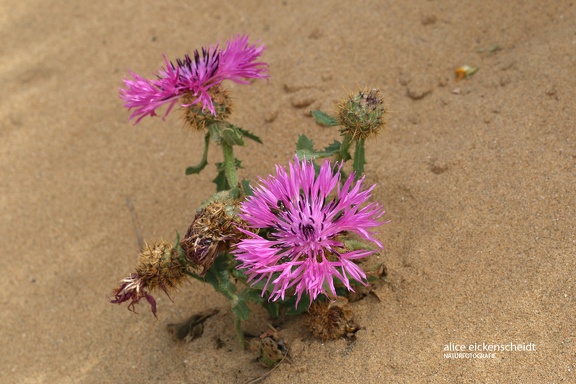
[233,156,386,305]
[119,34,268,123]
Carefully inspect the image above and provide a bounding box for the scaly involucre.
[233,156,385,305]
[119,34,268,123]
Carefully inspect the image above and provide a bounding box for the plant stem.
[353,138,366,179]
[234,316,245,346]
[221,141,238,188]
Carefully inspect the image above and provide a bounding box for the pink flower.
[119,34,268,123]
[233,157,386,305]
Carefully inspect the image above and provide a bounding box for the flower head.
[119,34,268,124]
[232,157,385,305]
[180,198,252,276]
[337,88,387,140]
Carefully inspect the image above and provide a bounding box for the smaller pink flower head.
[232,156,386,306]
[119,34,268,124]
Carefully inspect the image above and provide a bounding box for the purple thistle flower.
[233,157,386,305]
[119,34,268,124]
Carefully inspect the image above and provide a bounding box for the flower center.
[301,223,316,240]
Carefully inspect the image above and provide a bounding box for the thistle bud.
[336,88,386,140]
[110,240,186,317]
[182,86,232,131]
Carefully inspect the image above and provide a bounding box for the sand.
[1,0,575,383]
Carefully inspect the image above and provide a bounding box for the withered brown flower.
[109,240,186,317]
[180,199,251,276]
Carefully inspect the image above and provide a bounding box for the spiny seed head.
[182,86,232,131]
[136,240,185,291]
[336,88,386,140]
[180,198,251,276]
[305,297,358,340]
[110,240,186,317]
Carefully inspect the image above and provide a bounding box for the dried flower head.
[306,297,358,340]
[109,240,186,317]
[119,34,268,124]
[337,88,386,140]
[249,329,288,368]
[232,156,385,305]
[180,198,251,276]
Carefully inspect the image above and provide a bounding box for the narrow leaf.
[311,110,340,127]
[185,132,210,175]
[236,127,263,144]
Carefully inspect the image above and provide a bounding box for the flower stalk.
[221,140,238,188]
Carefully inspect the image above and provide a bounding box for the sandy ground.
[1,0,575,383]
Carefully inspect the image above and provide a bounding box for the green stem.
[234,315,245,347]
[353,138,366,180]
[183,269,205,283]
[221,141,238,188]
[184,269,246,345]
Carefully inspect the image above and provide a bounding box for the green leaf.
[311,110,340,127]
[226,186,241,200]
[343,238,375,251]
[213,158,243,192]
[208,123,222,143]
[241,179,253,197]
[296,134,334,161]
[333,134,352,163]
[232,268,249,283]
[323,140,341,154]
[185,132,210,175]
[240,288,264,304]
[283,295,311,316]
[201,254,240,301]
[231,297,250,321]
[212,165,229,191]
[221,127,245,146]
[213,252,233,271]
[203,267,221,292]
[185,162,208,175]
[218,270,236,293]
[296,134,315,151]
[262,301,280,318]
[296,136,352,162]
[236,126,263,144]
[295,148,319,160]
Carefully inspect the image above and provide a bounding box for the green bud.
[337,88,386,140]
